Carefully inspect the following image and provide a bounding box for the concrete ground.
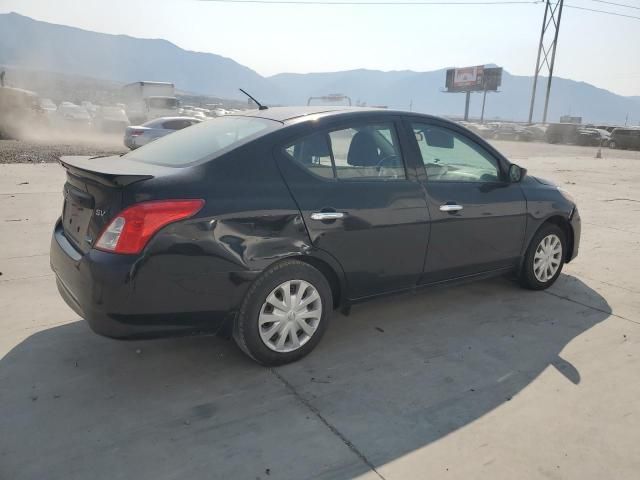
[1,141,639,480]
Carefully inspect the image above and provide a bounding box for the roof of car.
[233,106,404,123]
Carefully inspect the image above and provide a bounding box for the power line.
[200,0,640,20]
[566,3,640,19]
[199,0,542,5]
[590,0,640,11]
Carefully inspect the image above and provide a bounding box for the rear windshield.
[123,115,280,167]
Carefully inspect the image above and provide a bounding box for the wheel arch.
[526,214,574,264]
[543,215,575,262]
[246,251,347,311]
[285,254,345,309]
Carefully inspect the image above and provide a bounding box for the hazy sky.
[1,0,639,96]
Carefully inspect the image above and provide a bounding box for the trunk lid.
[58,155,164,254]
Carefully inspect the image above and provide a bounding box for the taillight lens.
[129,129,145,136]
[95,199,204,254]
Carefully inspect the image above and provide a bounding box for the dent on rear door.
[201,142,314,273]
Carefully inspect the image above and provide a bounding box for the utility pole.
[480,89,488,123]
[528,0,565,124]
[464,91,471,121]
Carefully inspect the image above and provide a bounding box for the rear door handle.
[310,212,345,221]
[439,204,463,212]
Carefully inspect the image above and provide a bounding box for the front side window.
[283,122,406,181]
[411,123,501,182]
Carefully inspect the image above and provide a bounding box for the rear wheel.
[519,224,566,290]
[233,260,332,365]
[609,140,617,149]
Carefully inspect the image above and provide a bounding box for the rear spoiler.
[59,155,155,188]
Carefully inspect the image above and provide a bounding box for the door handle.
[310,212,345,221]
[440,204,463,212]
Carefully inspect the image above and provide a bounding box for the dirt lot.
[1,140,639,480]
[0,135,126,164]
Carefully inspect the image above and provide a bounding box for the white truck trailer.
[121,81,179,124]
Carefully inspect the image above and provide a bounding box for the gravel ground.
[0,136,127,164]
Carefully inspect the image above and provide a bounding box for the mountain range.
[1,12,638,124]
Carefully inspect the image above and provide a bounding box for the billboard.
[454,66,481,88]
[445,66,502,92]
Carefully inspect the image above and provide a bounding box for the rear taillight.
[129,129,145,136]
[95,199,204,254]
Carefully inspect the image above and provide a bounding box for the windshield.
[147,97,178,109]
[124,115,279,167]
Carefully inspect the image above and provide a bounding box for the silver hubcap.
[258,280,322,353]
[533,234,562,283]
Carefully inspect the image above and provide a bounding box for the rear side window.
[615,129,640,137]
[283,132,334,179]
[124,116,279,167]
[142,118,164,128]
[283,122,406,181]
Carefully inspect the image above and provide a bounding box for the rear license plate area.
[62,185,94,249]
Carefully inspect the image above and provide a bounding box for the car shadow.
[0,274,610,480]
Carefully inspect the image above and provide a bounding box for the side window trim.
[325,131,338,179]
[407,118,507,184]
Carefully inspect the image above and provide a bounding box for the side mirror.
[508,164,527,182]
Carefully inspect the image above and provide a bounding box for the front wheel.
[233,260,332,365]
[519,224,566,290]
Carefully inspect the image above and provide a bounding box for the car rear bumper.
[123,136,138,149]
[50,218,256,339]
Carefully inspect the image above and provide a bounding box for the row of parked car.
[546,123,640,149]
[39,99,130,133]
[458,120,640,150]
[38,98,244,140]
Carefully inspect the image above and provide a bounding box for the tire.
[519,224,566,290]
[233,260,332,366]
[609,140,617,149]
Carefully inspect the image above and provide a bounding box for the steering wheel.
[376,154,401,178]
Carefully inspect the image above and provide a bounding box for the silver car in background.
[123,116,202,149]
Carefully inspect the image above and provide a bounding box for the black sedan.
[50,107,581,365]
